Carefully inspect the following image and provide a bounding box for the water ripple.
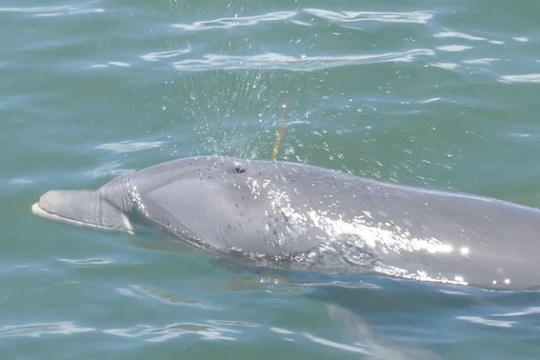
[433,30,503,45]
[57,258,113,266]
[140,49,191,62]
[104,322,243,342]
[117,285,220,310]
[173,11,296,31]
[429,62,458,70]
[8,177,35,185]
[456,316,516,328]
[0,4,104,17]
[0,322,93,338]
[304,9,433,24]
[436,45,472,52]
[303,332,371,355]
[462,58,499,65]
[493,306,540,317]
[270,326,294,335]
[85,161,132,178]
[89,61,131,69]
[499,73,540,84]
[173,49,433,72]
[96,140,164,153]
[269,305,434,359]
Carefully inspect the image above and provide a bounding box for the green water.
[2,0,540,359]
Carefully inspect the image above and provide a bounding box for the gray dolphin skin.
[32,156,540,289]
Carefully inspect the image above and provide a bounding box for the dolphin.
[32,156,540,289]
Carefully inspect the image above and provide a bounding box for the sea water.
[2,0,540,358]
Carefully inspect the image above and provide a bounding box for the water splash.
[169,70,321,160]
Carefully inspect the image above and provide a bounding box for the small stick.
[271,102,289,160]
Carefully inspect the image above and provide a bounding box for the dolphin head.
[31,156,329,255]
[124,156,327,255]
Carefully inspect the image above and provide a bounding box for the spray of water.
[168,70,322,161]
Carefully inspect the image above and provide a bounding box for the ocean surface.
[2,0,540,358]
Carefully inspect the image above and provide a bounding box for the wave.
[173,11,296,31]
[0,322,93,338]
[304,8,433,24]
[0,3,104,17]
[173,49,434,72]
[499,73,540,84]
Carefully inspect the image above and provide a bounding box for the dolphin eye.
[232,162,247,174]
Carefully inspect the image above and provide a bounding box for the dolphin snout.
[32,189,134,233]
[34,190,66,215]
[32,190,99,226]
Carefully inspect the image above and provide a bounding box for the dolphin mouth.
[31,190,134,233]
[31,201,97,229]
